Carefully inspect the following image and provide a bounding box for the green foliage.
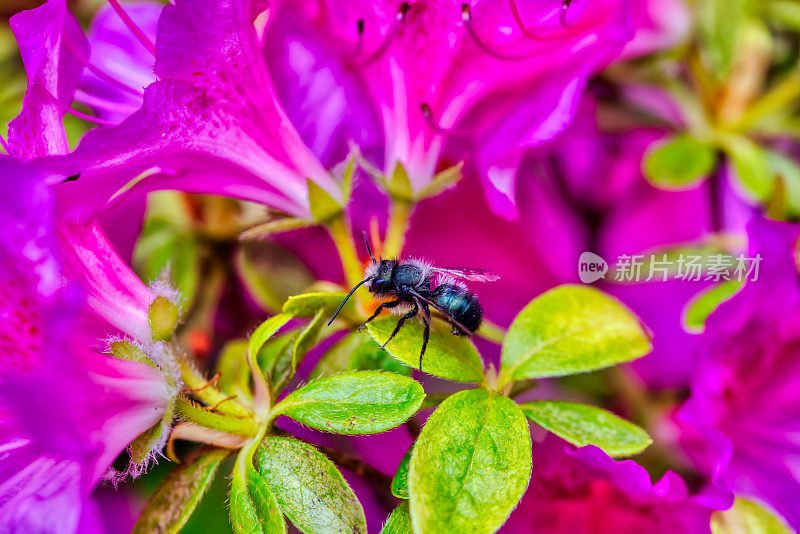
[711,497,791,534]
[256,437,367,534]
[311,333,410,379]
[271,371,424,434]
[723,136,775,201]
[307,179,344,222]
[175,398,258,437]
[216,340,252,402]
[391,447,412,499]
[683,280,743,333]
[283,291,349,317]
[643,135,716,188]
[248,314,294,362]
[409,389,532,534]
[697,0,747,79]
[500,285,652,384]
[133,193,200,307]
[132,448,229,534]
[381,502,413,534]
[230,439,286,534]
[521,401,652,457]
[367,315,484,382]
[236,241,314,312]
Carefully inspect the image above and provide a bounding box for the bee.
[327,236,500,370]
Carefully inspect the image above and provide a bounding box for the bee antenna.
[327,277,373,326]
[363,231,376,264]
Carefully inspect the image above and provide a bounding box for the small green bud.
[148,296,180,341]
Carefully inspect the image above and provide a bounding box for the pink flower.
[678,218,800,529]
[502,436,715,533]
[48,0,344,223]
[0,157,173,534]
[264,0,633,216]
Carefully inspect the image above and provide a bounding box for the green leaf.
[766,150,800,217]
[307,178,344,222]
[499,285,652,383]
[283,291,348,318]
[248,313,294,361]
[132,448,229,534]
[409,389,532,534]
[230,440,286,534]
[391,447,412,499]
[723,136,775,201]
[216,340,252,402]
[683,280,743,333]
[521,401,652,457]
[256,437,367,534]
[367,315,484,382]
[236,242,314,312]
[711,497,791,534]
[133,217,199,307]
[291,308,327,371]
[643,135,716,189]
[257,329,301,395]
[381,502,412,534]
[310,333,410,379]
[698,0,746,79]
[271,371,424,434]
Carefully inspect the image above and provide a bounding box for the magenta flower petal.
[77,1,161,123]
[679,218,800,529]
[0,157,170,533]
[7,0,87,160]
[266,0,632,211]
[503,436,714,533]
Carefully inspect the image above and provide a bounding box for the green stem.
[732,70,800,132]
[175,396,259,437]
[328,215,363,288]
[178,354,252,418]
[383,200,413,259]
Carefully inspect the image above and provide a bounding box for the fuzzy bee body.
[327,237,497,370]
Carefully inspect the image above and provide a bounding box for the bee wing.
[429,267,501,283]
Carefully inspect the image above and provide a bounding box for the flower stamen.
[461,4,540,61]
[352,2,410,69]
[507,0,574,41]
[420,102,485,137]
[107,0,156,57]
[62,32,142,97]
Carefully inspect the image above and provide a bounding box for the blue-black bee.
[327,236,499,370]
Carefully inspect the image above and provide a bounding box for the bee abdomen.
[431,283,482,333]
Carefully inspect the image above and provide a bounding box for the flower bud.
[148,295,180,341]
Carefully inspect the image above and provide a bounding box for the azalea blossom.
[503,436,716,533]
[678,218,800,529]
[0,157,175,533]
[49,0,343,223]
[265,0,634,216]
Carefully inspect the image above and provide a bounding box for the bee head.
[365,259,395,295]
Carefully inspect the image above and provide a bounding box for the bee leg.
[418,300,431,371]
[380,300,418,349]
[357,299,401,331]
